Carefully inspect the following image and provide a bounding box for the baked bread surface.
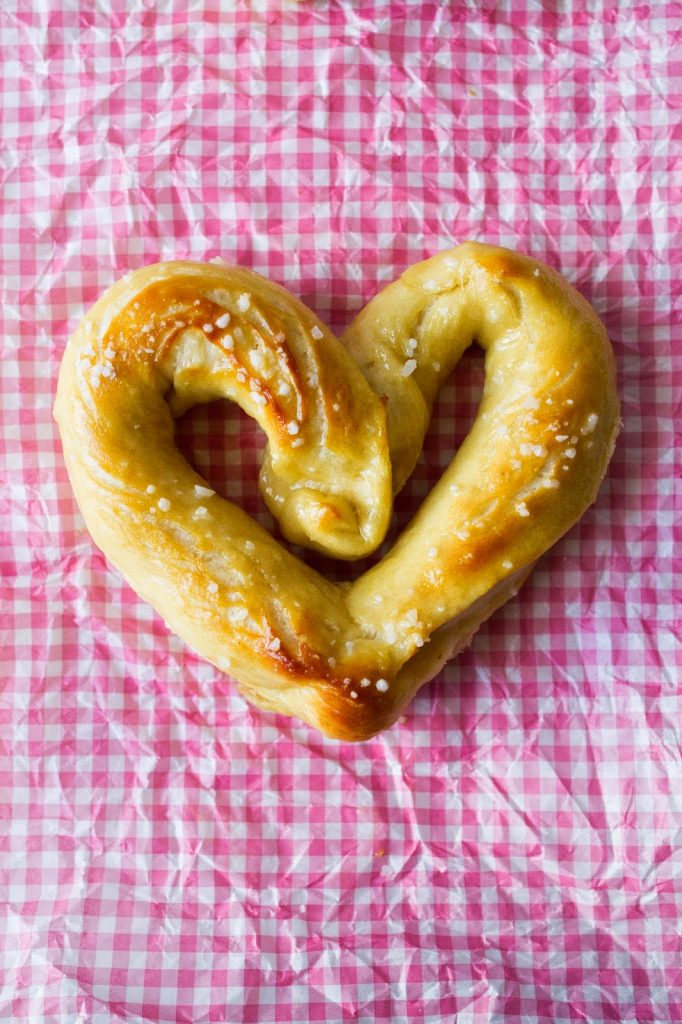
[54,243,619,740]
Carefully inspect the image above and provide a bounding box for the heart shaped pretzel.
[54,243,619,740]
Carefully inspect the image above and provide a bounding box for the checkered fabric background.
[1,1,680,1021]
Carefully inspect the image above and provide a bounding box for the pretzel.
[54,244,619,741]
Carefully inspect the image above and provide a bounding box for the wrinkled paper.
[0,1,679,1021]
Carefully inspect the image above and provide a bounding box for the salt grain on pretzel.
[54,243,619,740]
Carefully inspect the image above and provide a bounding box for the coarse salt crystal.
[202,323,214,333]
[516,502,530,517]
[268,637,281,652]
[222,334,234,350]
[359,678,371,688]
[570,435,578,444]
[236,293,250,312]
[194,484,215,498]
[564,447,576,459]
[376,679,389,692]
[252,393,267,406]
[401,359,417,377]
[215,313,230,329]
[544,478,560,489]
[502,560,513,570]
[533,267,540,277]
[566,398,574,405]
[158,497,170,511]
[311,325,323,340]
[555,434,568,442]
[291,438,304,447]
[287,421,299,435]
[193,506,209,520]
[350,691,358,700]
[208,582,218,594]
[406,338,418,355]
[228,607,248,623]
[146,485,156,494]
[581,413,599,435]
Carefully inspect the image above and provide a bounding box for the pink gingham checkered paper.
[1,0,680,1021]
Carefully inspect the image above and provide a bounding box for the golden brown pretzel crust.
[54,244,619,741]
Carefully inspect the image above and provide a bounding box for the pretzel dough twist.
[54,244,619,740]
